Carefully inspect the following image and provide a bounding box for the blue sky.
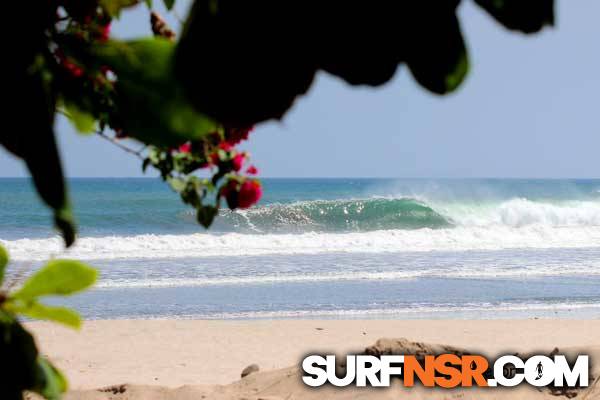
[2,1,599,178]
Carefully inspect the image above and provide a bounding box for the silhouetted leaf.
[100,0,139,18]
[175,1,316,126]
[316,3,403,86]
[0,320,39,397]
[3,2,76,248]
[197,206,218,228]
[60,0,98,21]
[318,1,467,93]
[93,38,219,146]
[179,181,201,208]
[164,0,175,10]
[406,6,469,94]
[175,1,472,124]
[142,157,152,172]
[54,208,77,248]
[12,260,97,301]
[474,0,554,33]
[1,64,77,248]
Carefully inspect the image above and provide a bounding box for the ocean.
[1,177,600,320]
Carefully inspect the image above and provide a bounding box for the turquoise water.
[2,178,600,319]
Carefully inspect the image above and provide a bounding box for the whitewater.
[1,178,600,319]
[4,197,600,261]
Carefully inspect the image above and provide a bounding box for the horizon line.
[2,176,600,180]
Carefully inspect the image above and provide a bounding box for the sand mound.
[62,338,600,400]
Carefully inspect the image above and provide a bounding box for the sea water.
[1,178,600,319]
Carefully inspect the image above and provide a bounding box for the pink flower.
[178,142,192,153]
[245,165,258,175]
[237,180,262,208]
[232,153,245,172]
[98,23,111,42]
[225,126,254,146]
[220,179,261,210]
[100,65,112,75]
[218,141,232,151]
[63,60,84,78]
[71,66,84,77]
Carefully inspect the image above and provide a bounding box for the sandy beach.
[26,319,600,399]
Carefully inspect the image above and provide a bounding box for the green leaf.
[92,38,219,146]
[10,301,82,329]
[145,0,153,8]
[100,0,139,18]
[12,260,97,301]
[474,0,554,34]
[64,102,97,134]
[0,244,8,285]
[33,357,68,400]
[167,176,187,192]
[163,0,175,10]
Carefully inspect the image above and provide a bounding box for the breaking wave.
[206,197,600,233]
[4,197,600,261]
[211,198,451,232]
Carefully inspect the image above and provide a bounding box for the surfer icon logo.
[535,361,544,380]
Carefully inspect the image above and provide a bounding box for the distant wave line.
[97,301,600,320]
[93,266,600,289]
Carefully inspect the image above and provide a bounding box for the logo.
[301,354,589,388]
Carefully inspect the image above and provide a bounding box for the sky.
[1,1,599,178]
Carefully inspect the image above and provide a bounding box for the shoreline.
[28,319,600,390]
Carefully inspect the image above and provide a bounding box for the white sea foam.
[116,301,600,320]
[93,263,600,289]
[3,224,600,262]
[442,198,600,227]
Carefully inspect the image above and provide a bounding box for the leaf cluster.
[174,0,554,126]
[0,245,97,400]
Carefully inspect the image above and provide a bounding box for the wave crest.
[205,197,600,233]
[211,198,451,232]
[446,198,600,227]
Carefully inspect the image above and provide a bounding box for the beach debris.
[241,363,260,378]
[98,384,127,394]
[364,338,467,358]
